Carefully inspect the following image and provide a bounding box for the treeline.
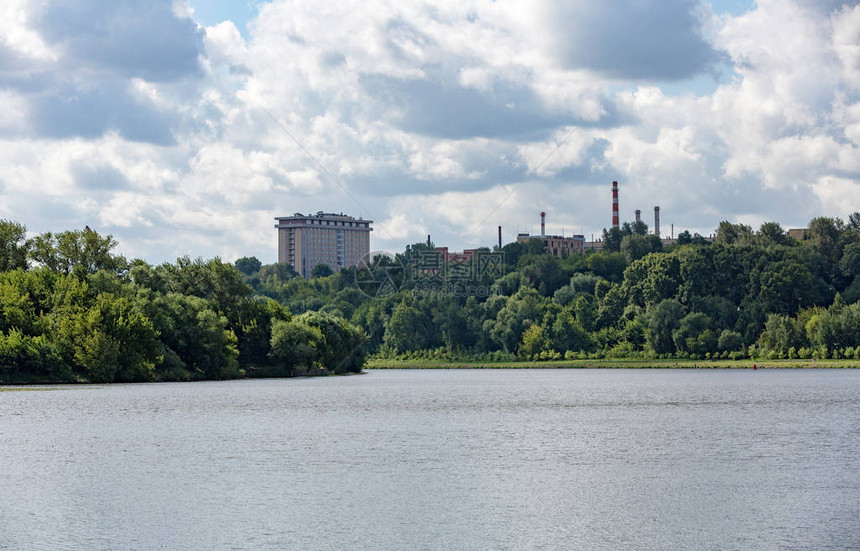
[3,213,859,382]
[236,214,860,362]
[0,222,366,383]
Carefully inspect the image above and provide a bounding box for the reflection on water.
[1,369,858,550]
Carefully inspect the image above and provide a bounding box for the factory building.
[517,211,585,257]
[275,212,372,278]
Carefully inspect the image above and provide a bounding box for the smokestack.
[635,209,641,224]
[427,234,431,246]
[654,206,660,238]
[498,226,502,249]
[540,211,546,237]
[612,181,619,228]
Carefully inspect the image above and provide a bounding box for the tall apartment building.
[275,212,372,278]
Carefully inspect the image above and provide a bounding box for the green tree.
[518,324,545,359]
[140,292,239,380]
[297,310,367,373]
[715,221,753,245]
[672,312,715,355]
[551,309,591,352]
[757,222,790,247]
[484,288,543,354]
[269,319,324,375]
[28,229,125,275]
[384,300,435,353]
[717,329,744,352]
[0,219,29,271]
[601,226,623,253]
[645,299,684,354]
[520,254,566,296]
[63,293,160,382]
[621,234,652,263]
[622,253,682,308]
[757,313,805,355]
[586,251,627,283]
[311,263,334,278]
[840,243,860,281]
[849,212,860,232]
[0,329,64,380]
[235,256,262,276]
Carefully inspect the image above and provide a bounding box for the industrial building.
[517,212,585,257]
[275,212,372,278]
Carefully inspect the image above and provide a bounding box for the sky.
[1,0,859,265]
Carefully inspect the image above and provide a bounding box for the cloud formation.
[0,0,858,264]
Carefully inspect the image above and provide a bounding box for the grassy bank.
[367,358,860,369]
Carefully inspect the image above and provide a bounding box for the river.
[1,369,858,550]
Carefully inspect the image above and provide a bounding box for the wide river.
[1,369,858,550]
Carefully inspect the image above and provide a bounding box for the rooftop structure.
[274,211,372,278]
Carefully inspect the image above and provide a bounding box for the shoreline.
[366,358,860,369]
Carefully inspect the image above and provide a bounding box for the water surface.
[1,369,858,550]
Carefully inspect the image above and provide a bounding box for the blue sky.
[1,0,859,264]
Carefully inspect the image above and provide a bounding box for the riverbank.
[367,358,860,369]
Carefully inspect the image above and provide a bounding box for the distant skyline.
[1,0,858,264]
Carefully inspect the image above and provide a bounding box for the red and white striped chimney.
[540,211,546,237]
[611,181,619,228]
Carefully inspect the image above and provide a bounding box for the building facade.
[275,212,372,278]
[517,233,585,257]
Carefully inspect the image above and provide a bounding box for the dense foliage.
[243,215,860,363]
[2,214,858,382]
[0,222,367,382]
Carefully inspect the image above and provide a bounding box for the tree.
[849,212,860,232]
[715,221,753,245]
[717,330,743,352]
[621,234,651,263]
[757,222,790,247]
[757,313,805,354]
[158,257,252,317]
[140,292,240,380]
[593,284,626,330]
[631,220,649,236]
[672,312,716,355]
[28,228,125,275]
[752,258,828,316]
[840,243,860,280]
[235,256,262,276]
[805,217,844,282]
[59,293,160,382]
[311,263,334,278]
[645,299,684,354]
[0,219,29,271]
[297,310,367,373]
[586,252,627,283]
[551,310,591,352]
[518,324,545,359]
[484,288,543,353]
[520,254,566,296]
[601,226,623,253]
[622,253,681,308]
[384,300,434,353]
[269,319,324,375]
